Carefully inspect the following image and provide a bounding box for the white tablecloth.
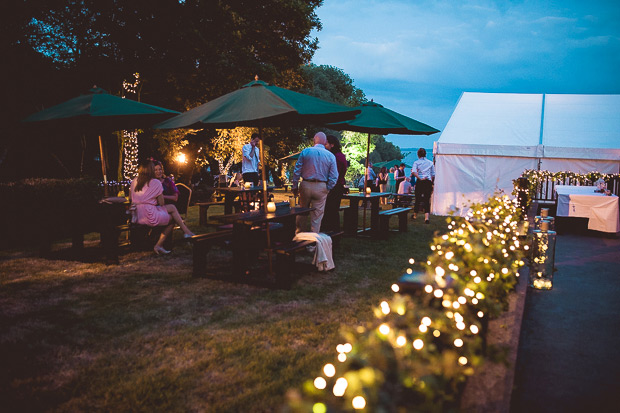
[554,185,620,233]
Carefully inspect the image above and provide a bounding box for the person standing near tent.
[242,133,260,186]
[292,132,338,233]
[412,148,435,224]
[321,134,348,232]
[376,166,389,204]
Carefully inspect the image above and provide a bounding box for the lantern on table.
[529,224,556,290]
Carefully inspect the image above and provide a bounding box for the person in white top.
[241,133,260,186]
[398,177,413,194]
[411,148,435,223]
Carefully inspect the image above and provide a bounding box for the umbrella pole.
[258,126,274,276]
[362,132,371,232]
[98,135,109,196]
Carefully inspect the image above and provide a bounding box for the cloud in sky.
[311,0,620,148]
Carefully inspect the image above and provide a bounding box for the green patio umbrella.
[326,101,439,193]
[156,77,360,275]
[373,159,412,170]
[277,151,301,163]
[155,78,360,210]
[23,87,179,184]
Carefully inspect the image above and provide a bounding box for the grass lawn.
[0,192,448,412]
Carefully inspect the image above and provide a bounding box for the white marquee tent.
[432,92,620,216]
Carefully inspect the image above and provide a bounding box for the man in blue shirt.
[292,132,338,233]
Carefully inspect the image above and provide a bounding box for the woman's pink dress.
[130,178,171,226]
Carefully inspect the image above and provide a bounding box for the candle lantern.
[529,227,557,290]
[540,208,549,217]
[534,216,555,231]
[267,202,276,213]
[244,182,251,189]
[366,187,371,194]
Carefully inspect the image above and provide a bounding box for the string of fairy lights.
[287,193,526,412]
[122,73,141,181]
[514,169,620,210]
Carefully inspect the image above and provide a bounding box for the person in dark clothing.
[321,134,348,232]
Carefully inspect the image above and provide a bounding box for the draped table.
[554,185,619,233]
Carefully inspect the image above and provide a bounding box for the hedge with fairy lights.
[286,193,527,412]
[514,169,620,211]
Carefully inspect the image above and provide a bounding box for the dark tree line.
[0,0,400,181]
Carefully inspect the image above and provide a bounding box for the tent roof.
[437,92,620,159]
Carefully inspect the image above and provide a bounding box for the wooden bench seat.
[272,230,344,288]
[190,230,233,278]
[197,201,226,226]
[378,207,412,239]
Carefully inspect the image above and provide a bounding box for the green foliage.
[514,169,620,211]
[340,131,377,183]
[299,64,366,107]
[369,136,402,165]
[288,193,526,412]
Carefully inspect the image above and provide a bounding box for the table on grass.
[211,205,314,277]
[554,185,619,233]
[342,192,392,238]
[216,186,274,214]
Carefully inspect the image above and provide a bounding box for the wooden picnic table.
[211,205,314,276]
[342,192,392,238]
[215,186,275,214]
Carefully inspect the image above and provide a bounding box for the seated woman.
[152,159,179,205]
[130,160,194,255]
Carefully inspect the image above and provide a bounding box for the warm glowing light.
[470,325,479,334]
[379,324,390,335]
[433,330,441,337]
[267,202,276,212]
[314,377,327,389]
[338,353,347,362]
[343,343,352,353]
[435,266,445,277]
[458,296,466,304]
[419,324,428,333]
[434,289,444,298]
[452,301,460,309]
[336,344,344,353]
[409,258,415,264]
[474,276,481,283]
[176,152,187,164]
[391,283,400,292]
[454,338,464,347]
[380,301,390,315]
[333,377,348,396]
[413,339,424,350]
[313,403,327,413]
[424,285,433,293]
[352,396,366,409]
[396,335,407,347]
[422,317,432,326]
[477,311,484,318]
[323,364,336,377]
[458,356,468,365]
[445,251,454,259]
[456,322,465,330]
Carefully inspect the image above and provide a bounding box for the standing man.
[242,133,260,187]
[412,148,435,223]
[366,162,377,192]
[292,132,338,233]
[394,163,406,193]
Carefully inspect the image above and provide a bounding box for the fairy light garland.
[288,192,527,412]
[513,169,620,211]
[122,73,141,181]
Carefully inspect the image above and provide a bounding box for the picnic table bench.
[197,201,226,226]
[378,207,412,239]
[272,230,344,288]
[190,230,234,278]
